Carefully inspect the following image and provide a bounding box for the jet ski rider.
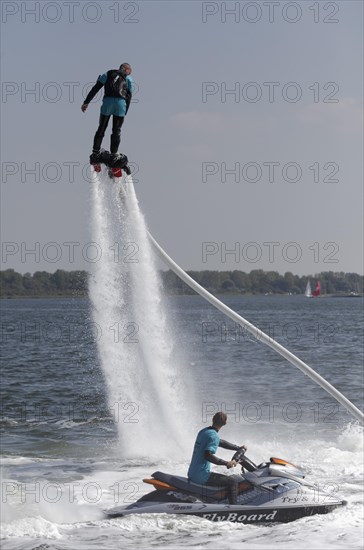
[188,412,247,505]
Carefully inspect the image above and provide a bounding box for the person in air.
[81,62,133,164]
[188,411,247,504]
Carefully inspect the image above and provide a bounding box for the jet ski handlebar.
[231,448,257,472]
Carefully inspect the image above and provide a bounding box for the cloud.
[297,97,363,136]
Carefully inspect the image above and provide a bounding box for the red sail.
[312,281,321,297]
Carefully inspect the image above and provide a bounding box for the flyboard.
[90,149,131,179]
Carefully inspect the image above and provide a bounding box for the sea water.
[1,175,363,550]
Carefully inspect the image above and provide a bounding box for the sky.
[1,0,363,276]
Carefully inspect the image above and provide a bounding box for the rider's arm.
[219,439,240,451]
[204,450,228,466]
[84,78,104,105]
[125,77,133,114]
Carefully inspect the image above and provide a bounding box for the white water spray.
[89,173,189,458]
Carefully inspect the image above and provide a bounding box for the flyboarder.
[81,62,133,168]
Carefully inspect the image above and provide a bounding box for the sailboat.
[312,280,321,297]
[305,280,321,298]
[305,280,312,298]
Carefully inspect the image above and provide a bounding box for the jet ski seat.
[152,471,252,501]
[152,472,220,498]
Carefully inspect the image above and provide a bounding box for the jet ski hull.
[106,501,343,523]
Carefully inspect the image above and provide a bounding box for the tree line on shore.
[0,268,362,298]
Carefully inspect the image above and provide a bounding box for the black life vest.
[104,70,129,99]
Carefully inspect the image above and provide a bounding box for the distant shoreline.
[1,292,362,300]
[1,268,362,299]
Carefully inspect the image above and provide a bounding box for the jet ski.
[105,449,346,523]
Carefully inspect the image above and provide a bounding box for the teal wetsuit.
[188,426,240,504]
[188,426,241,504]
[188,427,220,484]
[97,72,133,117]
[84,68,133,155]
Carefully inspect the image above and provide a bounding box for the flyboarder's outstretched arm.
[81,79,104,112]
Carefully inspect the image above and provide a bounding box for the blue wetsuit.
[97,72,133,117]
[84,69,133,154]
[188,427,221,484]
[84,70,133,116]
[188,426,240,504]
